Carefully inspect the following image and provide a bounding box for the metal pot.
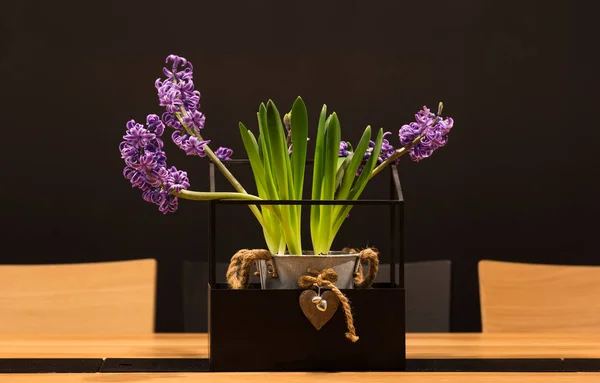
[257,251,360,290]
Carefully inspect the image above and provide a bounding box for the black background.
[0,0,596,332]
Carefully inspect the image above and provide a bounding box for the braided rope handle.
[346,248,380,288]
[226,249,273,289]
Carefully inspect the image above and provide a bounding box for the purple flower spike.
[355,132,397,176]
[155,54,217,158]
[119,116,190,214]
[378,132,397,164]
[399,105,454,162]
[339,141,351,157]
[215,147,233,161]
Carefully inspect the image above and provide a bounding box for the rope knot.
[297,267,338,288]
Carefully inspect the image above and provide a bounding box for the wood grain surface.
[479,260,600,332]
[1,333,600,359]
[0,260,156,334]
[1,372,600,383]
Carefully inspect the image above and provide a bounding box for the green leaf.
[290,96,308,200]
[257,104,279,200]
[265,100,301,254]
[335,126,372,200]
[322,113,341,200]
[265,100,292,200]
[348,128,383,201]
[327,128,385,249]
[239,122,282,253]
[310,104,328,252]
[335,154,353,192]
[239,123,266,196]
[318,112,341,254]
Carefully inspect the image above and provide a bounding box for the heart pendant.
[299,290,340,330]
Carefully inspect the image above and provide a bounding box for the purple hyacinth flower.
[119,141,139,164]
[123,120,156,148]
[378,132,397,164]
[215,147,233,161]
[165,166,191,193]
[182,109,205,131]
[158,87,184,113]
[179,80,201,110]
[354,132,396,176]
[146,114,165,136]
[162,112,181,130]
[123,166,149,190]
[158,193,179,214]
[144,141,167,168]
[415,105,436,127]
[182,136,210,157]
[339,141,351,157]
[171,130,189,148]
[145,166,169,188]
[399,122,423,147]
[163,55,194,82]
[132,152,158,174]
[142,189,166,205]
[399,106,454,162]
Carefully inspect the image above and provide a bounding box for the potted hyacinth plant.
[119,54,454,290]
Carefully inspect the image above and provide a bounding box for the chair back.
[0,259,156,334]
[479,260,600,332]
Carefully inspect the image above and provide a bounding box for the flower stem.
[176,108,265,226]
[369,113,441,180]
[369,134,421,179]
[174,190,263,201]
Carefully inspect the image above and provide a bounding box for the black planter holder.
[207,160,406,372]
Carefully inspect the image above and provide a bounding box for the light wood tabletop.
[1,333,600,382]
[1,333,600,359]
[2,372,600,383]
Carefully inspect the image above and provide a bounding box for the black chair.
[183,260,451,333]
[183,261,258,332]
[377,260,451,332]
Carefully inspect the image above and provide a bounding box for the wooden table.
[1,333,600,382]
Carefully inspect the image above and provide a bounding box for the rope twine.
[225,247,380,342]
[344,247,380,289]
[225,249,275,290]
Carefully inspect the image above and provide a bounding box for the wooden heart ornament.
[299,289,340,330]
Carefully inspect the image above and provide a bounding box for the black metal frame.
[207,160,406,372]
[208,159,404,288]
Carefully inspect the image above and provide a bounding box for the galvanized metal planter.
[257,252,359,290]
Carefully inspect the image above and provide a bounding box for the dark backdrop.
[0,0,596,332]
